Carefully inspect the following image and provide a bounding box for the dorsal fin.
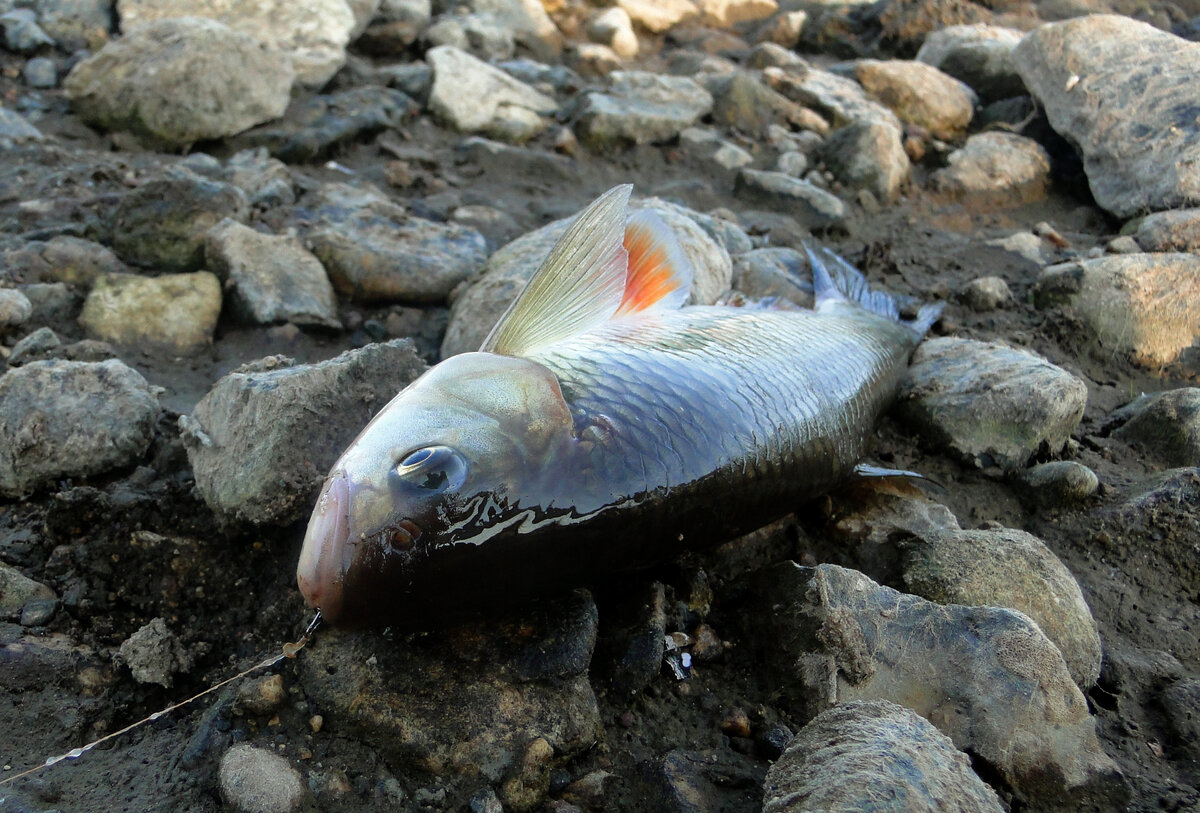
[614,209,694,316]
[481,185,632,356]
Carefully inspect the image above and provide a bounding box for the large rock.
[739,563,1125,809]
[0,359,158,497]
[1133,207,1200,253]
[117,0,354,88]
[1033,253,1200,368]
[576,71,713,149]
[915,23,1024,102]
[854,59,976,141]
[426,45,557,139]
[180,342,426,526]
[762,700,1005,813]
[930,132,1050,205]
[708,71,807,138]
[1108,388,1200,468]
[79,272,222,354]
[64,17,293,149]
[897,337,1088,471]
[1013,16,1200,218]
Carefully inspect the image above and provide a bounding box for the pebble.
[915,23,1025,102]
[0,287,32,331]
[23,56,57,88]
[182,340,426,525]
[678,127,754,174]
[0,106,44,145]
[901,526,1103,689]
[1109,388,1200,467]
[1133,207,1200,252]
[204,219,341,329]
[63,18,294,148]
[986,230,1056,266]
[708,72,807,138]
[763,65,900,132]
[79,271,222,353]
[1015,15,1200,217]
[1017,460,1100,505]
[0,359,158,497]
[763,700,1005,813]
[854,59,976,141]
[7,326,62,366]
[0,562,56,618]
[20,597,59,627]
[931,132,1052,204]
[426,45,557,138]
[735,169,846,228]
[576,71,713,149]
[615,0,696,33]
[219,744,305,813]
[587,7,638,59]
[1034,253,1200,368]
[234,674,287,717]
[741,563,1124,809]
[960,275,1012,311]
[817,118,910,204]
[116,617,191,688]
[898,337,1088,471]
[460,0,562,62]
[774,150,808,177]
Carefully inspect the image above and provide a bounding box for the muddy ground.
[1,20,1199,813]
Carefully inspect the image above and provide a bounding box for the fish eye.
[394,445,467,492]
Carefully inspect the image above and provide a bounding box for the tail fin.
[803,241,942,339]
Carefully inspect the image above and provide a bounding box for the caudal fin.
[804,242,942,339]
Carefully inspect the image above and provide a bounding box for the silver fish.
[297,185,940,627]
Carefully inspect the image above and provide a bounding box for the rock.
[298,590,602,783]
[708,71,807,138]
[762,700,1005,813]
[116,617,191,688]
[774,150,808,177]
[225,148,295,208]
[1033,253,1200,368]
[239,86,418,163]
[0,8,54,52]
[576,71,713,149]
[930,132,1051,205]
[8,327,62,366]
[1014,16,1200,218]
[64,17,293,148]
[0,359,158,497]
[219,744,305,813]
[117,0,353,88]
[304,186,487,304]
[79,272,222,353]
[915,23,1024,102]
[20,597,59,626]
[642,749,765,813]
[763,66,901,131]
[4,236,127,287]
[678,127,754,174]
[23,56,57,88]
[447,0,562,62]
[35,0,114,51]
[565,42,621,79]
[1017,460,1099,505]
[731,247,813,308]
[854,59,976,141]
[1134,208,1200,253]
[986,230,1056,267]
[739,563,1125,809]
[0,105,43,146]
[901,527,1103,689]
[234,674,286,717]
[615,0,696,33]
[1108,388,1200,467]
[817,118,909,203]
[0,288,32,331]
[204,220,340,329]
[897,337,1088,471]
[426,45,557,138]
[19,282,79,324]
[586,7,638,59]
[602,582,668,696]
[1162,679,1200,763]
[1097,468,1200,596]
[425,12,515,62]
[181,341,426,525]
[960,275,1012,311]
[110,168,249,271]
[757,10,806,48]
[458,136,579,186]
[734,169,846,228]
[0,563,56,619]
[696,0,776,26]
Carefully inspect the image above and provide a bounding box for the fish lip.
[297,470,352,624]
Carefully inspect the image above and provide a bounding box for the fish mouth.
[297,470,352,623]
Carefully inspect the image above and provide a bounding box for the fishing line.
[0,610,322,790]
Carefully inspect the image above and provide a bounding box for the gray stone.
[931,132,1051,205]
[1107,235,1141,255]
[0,288,32,331]
[456,0,562,61]
[1162,679,1200,763]
[4,235,127,287]
[1109,388,1200,467]
[20,282,78,323]
[1033,253,1200,368]
[731,247,813,308]
[960,275,1012,311]
[22,56,57,88]
[1014,15,1200,218]
[1017,461,1099,505]
[586,6,637,59]
[0,105,43,145]
[64,17,294,148]
[20,597,59,626]
[762,65,900,131]
[116,617,191,688]
[225,148,295,208]
[854,59,976,141]
[117,0,353,88]
[79,272,222,354]
[708,71,807,138]
[205,221,340,328]
[576,71,712,149]
[734,169,846,228]
[746,41,804,69]
[426,45,556,138]
[901,527,1103,689]
[897,337,1088,471]
[741,563,1125,809]
[0,359,158,497]
[181,341,426,525]
[0,563,55,619]
[915,23,1024,102]
[678,127,754,174]
[8,326,62,365]
[696,0,776,26]
[1134,208,1200,253]
[818,118,909,204]
[565,42,621,78]
[35,0,114,51]
[111,168,249,271]
[0,8,54,52]
[762,700,1005,813]
[775,150,808,177]
[986,230,1056,266]
[425,12,515,62]
[219,744,305,813]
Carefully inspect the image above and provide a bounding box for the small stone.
[960,275,1012,311]
[20,597,60,627]
[426,45,556,135]
[915,23,1025,102]
[931,132,1051,205]
[0,562,56,618]
[576,71,713,149]
[1133,207,1200,253]
[708,71,808,139]
[854,59,976,141]
[1,9,54,52]
[720,707,752,738]
[1017,461,1100,505]
[775,150,808,177]
[615,0,696,33]
[424,13,514,62]
[566,42,621,79]
[586,7,638,59]
[4,236,127,287]
[235,674,287,716]
[987,231,1056,267]
[1109,388,1200,467]
[817,118,910,204]
[0,288,32,331]
[79,272,222,354]
[22,56,57,88]
[0,106,44,145]
[117,617,191,688]
[1106,235,1140,254]
[469,786,505,813]
[500,737,555,810]
[8,327,63,366]
[219,744,305,813]
[763,66,899,132]
[732,247,813,308]
[735,169,846,228]
[696,0,776,26]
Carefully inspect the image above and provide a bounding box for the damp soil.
[1,44,1199,813]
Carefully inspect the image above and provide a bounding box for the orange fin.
[615,209,694,316]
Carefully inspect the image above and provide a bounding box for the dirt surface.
[2,14,1200,813]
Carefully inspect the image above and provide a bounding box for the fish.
[296,185,941,628]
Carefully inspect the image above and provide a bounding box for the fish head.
[296,351,574,626]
